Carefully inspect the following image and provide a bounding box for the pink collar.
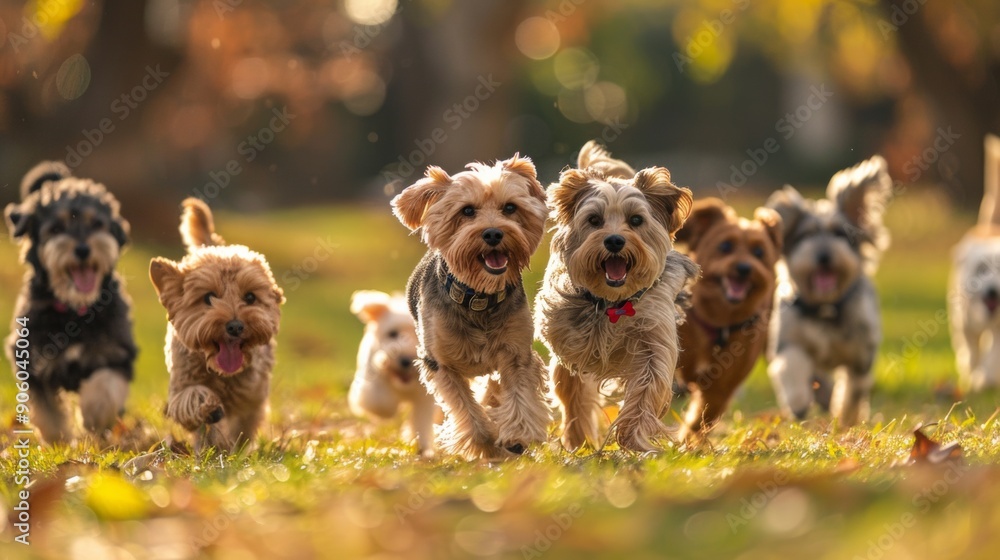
[53,301,90,316]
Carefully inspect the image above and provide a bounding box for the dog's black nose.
[225,320,244,337]
[604,235,626,253]
[482,228,504,247]
[399,357,415,369]
[735,262,752,278]
[817,251,831,267]
[74,244,91,260]
[988,287,999,299]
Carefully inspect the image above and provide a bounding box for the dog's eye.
[387,330,399,339]
[91,218,105,229]
[719,241,733,254]
[752,246,765,259]
[502,203,517,215]
[243,292,256,305]
[629,215,644,227]
[461,206,476,217]
[49,224,64,235]
[588,215,603,227]
[204,292,216,305]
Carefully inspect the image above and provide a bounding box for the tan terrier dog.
[674,198,782,443]
[149,199,284,451]
[391,155,550,460]
[536,141,697,452]
[349,290,439,456]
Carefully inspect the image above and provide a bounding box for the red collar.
[53,301,90,316]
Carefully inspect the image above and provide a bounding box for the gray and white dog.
[765,156,892,424]
[949,134,1000,391]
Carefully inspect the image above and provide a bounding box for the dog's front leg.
[491,351,549,454]
[29,385,69,443]
[615,342,675,452]
[768,346,816,419]
[167,384,224,431]
[410,390,438,458]
[78,368,129,434]
[974,327,1000,390]
[553,359,600,450]
[830,365,873,426]
[425,366,500,459]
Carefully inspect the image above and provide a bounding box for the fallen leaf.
[909,427,962,464]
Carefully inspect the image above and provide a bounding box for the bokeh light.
[553,48,600,90]
[344,0,398,26]
[516,17,561,60]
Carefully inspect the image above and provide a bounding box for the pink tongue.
[726,279,749,300]
[71,267,97,293]
[216,340,244,374]
[604,257,627,281]
[813,272,838,294]
[484,251,508,269]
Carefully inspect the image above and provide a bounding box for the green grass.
[3,191,1000,559]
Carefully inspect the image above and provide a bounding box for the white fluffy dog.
[349,290,439,456]
[950,135,1000,391]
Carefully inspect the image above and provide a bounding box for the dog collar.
[792,279,860,322]
[443,273,510,312]
[581,284,653,323]
[690,310,760,349]
[53,300,89,317]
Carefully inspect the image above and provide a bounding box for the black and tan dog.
[392,155,551,460]
[4,161,136,442]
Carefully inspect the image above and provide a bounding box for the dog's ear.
[754,207,783,255]
[4,203,34,239]
[548,169,592,224]
[350,290,392,323]
[674,198,730,250]
[765,186,806,248]
[391,166,452,231]
[827,155,892,247]
[633,167,693,236]
[110,215,131,247]
[149,258,183,311]
[501,153,545,203]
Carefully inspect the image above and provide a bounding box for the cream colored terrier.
[349,290,439,456]
[950,135,1000,391]
[536,141,697,452]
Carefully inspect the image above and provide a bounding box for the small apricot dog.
[950,134,1000,390]
[766,156,891,425]
[391,155,550,460]
[4,162,135,442]
[349,290,439,456]
[150,198,284,451]
[536,141,697,452]
[674,198,782,442]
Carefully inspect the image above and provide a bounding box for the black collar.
[580,284,652,311]
[792,280,860,322]
[443,271,511,312]
[690,310,760,349]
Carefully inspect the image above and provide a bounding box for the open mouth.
[602,256,630,287]
[480,250,509,275]
[985,295,999,315]
[811,270,838,296]
[722,276,752,303]
[68,265,98,293]
[215,338,245,375]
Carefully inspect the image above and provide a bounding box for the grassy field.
[2,190,1000,560]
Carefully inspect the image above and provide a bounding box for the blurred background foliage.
[0,0,997,239]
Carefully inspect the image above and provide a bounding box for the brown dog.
[150,199,285,452]
[675,198,782,442]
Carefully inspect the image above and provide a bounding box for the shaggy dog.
[391,155,550,460]
[150,198,284,451]
[535,141,697,452]
[4,161,135,442]
[349,290,439,456]
[675,198,782,442]
[950,134,1000,391]
[766,156,892,425]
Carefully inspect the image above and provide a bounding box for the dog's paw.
[198,396,225,426]
[206,406,225,424]
[505,443,525,455]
